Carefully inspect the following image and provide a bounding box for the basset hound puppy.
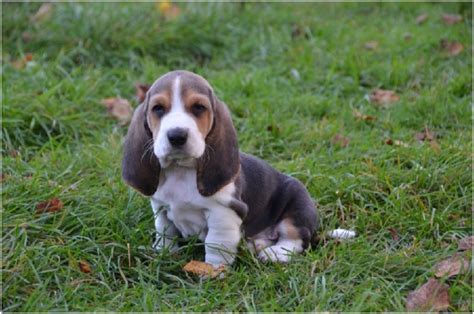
[122,70,318,267]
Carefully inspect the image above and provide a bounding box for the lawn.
[1,2,472,311]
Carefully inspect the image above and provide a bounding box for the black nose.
[167,128,188,147]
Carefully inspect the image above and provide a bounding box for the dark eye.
[191,103,207,116]
[152,104,166,117]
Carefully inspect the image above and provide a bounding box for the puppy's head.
[122,70,240,197]
[145,71,213,167]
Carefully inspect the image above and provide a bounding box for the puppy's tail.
[310,228,357,246]
[326,228,357,239]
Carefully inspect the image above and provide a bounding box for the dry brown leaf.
[135,83,151,103]
[415,127,436,143]
[406,278,450,311]
[364,41,378,50]
[388,227,400,242]
[101,97,133,125]
[36,198,64,213]
[157,1,180,19]
[183,260,225,278]
[11,53,33,70]
[440,39,464,57]
[458,236,473,251]
[331,134,350,148]
[31,3,54,23]
[442,13,462,25]
[353,109,376,121]
[369,89,400,105]
[416,13,429,24]
[78,260,92,273]
[434,254,470,278]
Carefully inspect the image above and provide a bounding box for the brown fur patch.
[278,218,301,240]
[183,93,212,138]
[147,94,171,139]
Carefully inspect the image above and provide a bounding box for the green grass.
[2,2,472,311]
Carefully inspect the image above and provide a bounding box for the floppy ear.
[197,97,240,197]
[122,103,161,196]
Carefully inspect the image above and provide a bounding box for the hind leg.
[246,227,278,253]
[258,218,305,263]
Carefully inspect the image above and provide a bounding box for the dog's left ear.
[197,96,240,197]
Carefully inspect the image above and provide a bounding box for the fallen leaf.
[415,127,436,142]
[388,227,400,242]
[0,173,6,182]
[434,254,470,278]
[24,53,33,62]
[157,0,171,12]
[156,1,180,19]
[31,3,54,23]
[406,278,450,311]
[458,236,473,251]
[416,13,429,24]
[183,260,225,279]
[440,39,464,57]
[78,260,92,273]
[11,53,33,70]
[101,97,133,125]
[369,89,400,105]
[331,134,350,148]
[36,198,64,213]
[135,83,151,103]
[364,41,379,50]
[442,13,462,25]
[353,109,376,121]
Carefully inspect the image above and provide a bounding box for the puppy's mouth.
[159,150,197,168]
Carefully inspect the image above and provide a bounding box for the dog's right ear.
[122,103,160,196]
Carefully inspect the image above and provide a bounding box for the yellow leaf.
[156,1,180,19]
[157,1,171,12]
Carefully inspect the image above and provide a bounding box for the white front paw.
[258,246,292,263]
[205,251,234,267]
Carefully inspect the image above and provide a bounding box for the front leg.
[204,205,242,266]
[151,199,180,252]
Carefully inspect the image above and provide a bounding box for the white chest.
[152,167,211,239]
